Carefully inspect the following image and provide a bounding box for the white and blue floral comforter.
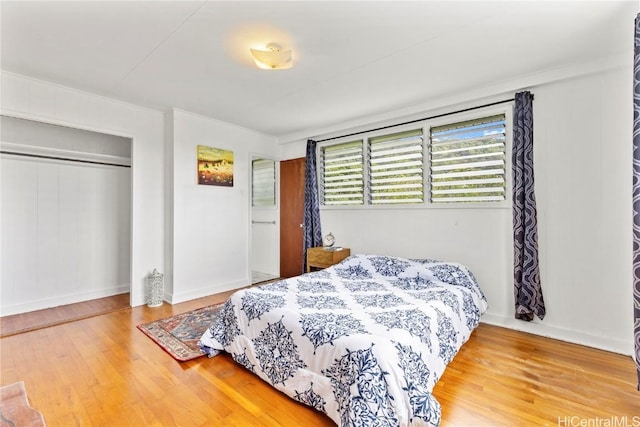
[199,254,487,426]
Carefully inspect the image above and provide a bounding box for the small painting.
[197,145,234,186]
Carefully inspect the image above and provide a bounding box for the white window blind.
[430,114,506,203]
[252,159,276,207]
[320,140,364,205]
[369,129,424,204]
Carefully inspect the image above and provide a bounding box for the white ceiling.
[1,1,637,142]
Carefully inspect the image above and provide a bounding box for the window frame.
[318,138,365,206]
[368,128,425,205]
[316,104,513,210]
[251,157,279,210]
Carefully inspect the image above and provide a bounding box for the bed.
[199,254,488,426]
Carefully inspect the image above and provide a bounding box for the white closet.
[1,116,132,315]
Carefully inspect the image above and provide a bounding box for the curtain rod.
[0,151,131,168]
[315,96,527,143]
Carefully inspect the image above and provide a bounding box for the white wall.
[282,65,633,356]
[528,68,632,354]
[0,71,165,307]
[165,109,279,303]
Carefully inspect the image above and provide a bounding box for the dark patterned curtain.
[303,139,323,273]
[513,91,545,321]
[632,13,640,391]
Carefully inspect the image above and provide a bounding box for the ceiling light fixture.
[250,43,292,70]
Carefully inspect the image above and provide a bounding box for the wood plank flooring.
[1,292,638,426]
[0,293,130,338]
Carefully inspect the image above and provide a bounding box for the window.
[318,111,507,207]
[252,158,276,207]
[319,140,364,205]
[369,129,423,204]
[430,115,506,203]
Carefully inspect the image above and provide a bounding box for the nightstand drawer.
[306,247,350,272]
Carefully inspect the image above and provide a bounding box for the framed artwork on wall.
[197,145,234,186]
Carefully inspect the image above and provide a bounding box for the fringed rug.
[137,303,224,361]
[0,381,46,427]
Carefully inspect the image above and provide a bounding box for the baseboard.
[0,285,130,316]
[164,278,248,305]
[480,313,633,357]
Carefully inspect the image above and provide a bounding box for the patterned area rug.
[0,381,46,427]
[137,304,224,361]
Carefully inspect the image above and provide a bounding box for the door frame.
[248,153,280,282]
[0,112,135,310]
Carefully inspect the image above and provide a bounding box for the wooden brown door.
[280,157,305,277]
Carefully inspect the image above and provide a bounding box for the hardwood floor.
[0,293,130,338]
[1,292,638,426]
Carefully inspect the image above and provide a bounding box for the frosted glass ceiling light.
[250,43,292,70]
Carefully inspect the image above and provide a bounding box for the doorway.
[250,156,280,284]
[0,115,132,315]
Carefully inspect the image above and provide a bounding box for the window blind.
[369,129,424,204]
[430,115,506,203]
[252,159,276,207]
[320,140,364,205]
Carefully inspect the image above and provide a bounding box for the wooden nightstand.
[306,247,351,272]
